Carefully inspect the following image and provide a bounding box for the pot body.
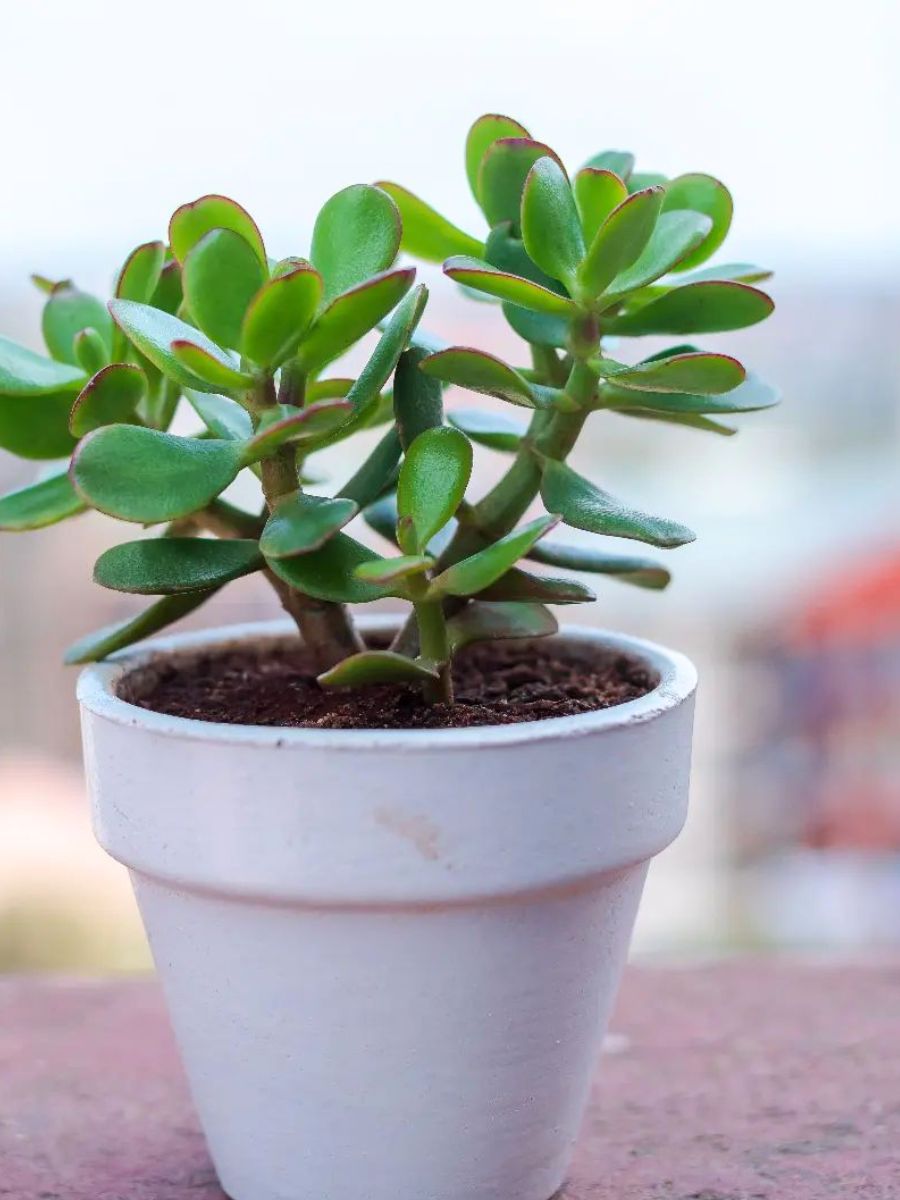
[78,618,696,1200]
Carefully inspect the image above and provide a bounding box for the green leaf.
[73,328,110,376]
[355,554,432,585]
[94,537,263,594]
[64,590,218,665]
[393,346,443,450]
[259,492,358,558]
[614,408,737,436]
[170,340,252,391]
[109,299,233,393]
[581,150,635,181]
[527,540,671,590]
[578,187,664,298]
[318,650,438,689]
[240,264,323,368]
[0,393,78,459]
[0,336,85,397]
[521,157,584,287]
[599,352,745,396]
[573,169,628,244]
[603,371,779,415]
[628,172,668,193]
[42,284,113,366]
[420,347,540,408]
[337,428,402,508]
[71,426,245,522]
[476,567,595,605]
[244,399,352,460]
[266,532,391,603]
[151,259,184,314]
[602,211,713,299]
[608,281,774,335]
[182,229,266,350]
[479,138,565,229]
[465,113,530,202]
[448,409,527,451]
[431,514,559,597]
[671,262,773,286]
[375,182,482,262]
[444,255,574,318]
[483,225,570,348]
[294,268,416,375]
[397,426,472,552]
[539,458,694,548]
[0,471,85,531]
[447,601,557,652]
[311,184,401,301]
[663,174,732,271]
[184,389,253,440]
[115,241,166,303]
[169,194,266,269]
[69,363,147,435]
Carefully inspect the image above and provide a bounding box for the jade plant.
[0,114,776,705]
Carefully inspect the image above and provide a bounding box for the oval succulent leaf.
[355,554,432,586]
[397,426,473,552]
[73,329,110,375]
[109,299,233,393]
[476,567,595,605]
[521,157,585,287]
[628,172,668,193]
[184,389,253,440]
[318,650,438,689]
[0,336,86,397]
[664,174,733,271]
[614,409,737,436]
[602,211,713,300]
[266,532,391,603]
[259,492,358,559]
[578,187,664,298]
[465,113,531,202]
[183,228,266,350]
[608,281,774,336]
[294,268,416,376]
[393,346,443,451]
[447,601,557,652]
[0,471,85,531]
[604,371,779,415]
[0,392,78,460]
[64,590,217,665]
[337,428,402,508]
[431,513,559,598]
[420,347,538,408]
[169,194,267,269]
[115,241,166,303]
[151,259,184,315]
[573,168,628,244]
[42,285,113,365]
[170,340,252,391]
[483,226,571,348]
[601,352,745,396]
[69,363,147,435]
[71,426,245,522]
[94,537,263,594]
[539,457,695,548]
[581,150,635,181]
[448,409,527,452]
[311,184,401,301]
[240,264,323,368]
[444,256,575,317]
[245,398,353,460]
[527,540,671,590]
[375,182,482,262]
[478,138,565,230]
[670,262,773,286]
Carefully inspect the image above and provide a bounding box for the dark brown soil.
[118,637,656,730]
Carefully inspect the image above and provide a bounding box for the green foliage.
[2,117,777,707]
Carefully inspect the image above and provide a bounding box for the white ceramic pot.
[78,617,696,1200]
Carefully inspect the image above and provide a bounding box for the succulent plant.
[0,114,777,705]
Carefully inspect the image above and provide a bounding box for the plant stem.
[409,584,452,704]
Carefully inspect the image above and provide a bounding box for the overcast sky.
[2,0,897,290]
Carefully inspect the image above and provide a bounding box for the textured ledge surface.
[1,960,897,1199]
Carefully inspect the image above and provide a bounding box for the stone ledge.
[1,960,898,1199]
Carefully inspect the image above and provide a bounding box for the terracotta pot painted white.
[78,617,696,1200]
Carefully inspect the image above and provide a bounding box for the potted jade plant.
[0,114,776,1200]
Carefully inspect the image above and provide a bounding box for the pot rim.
[77,616,697,752]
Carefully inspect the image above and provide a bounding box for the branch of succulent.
[0,113,777,705]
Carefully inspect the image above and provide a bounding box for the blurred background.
[1,0,898,970]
